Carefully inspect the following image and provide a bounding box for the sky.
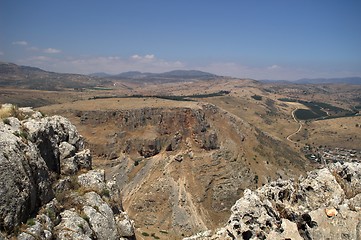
[1,0,361,80]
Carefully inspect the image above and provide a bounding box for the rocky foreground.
[0,105,135,239]
[185,162,361,239]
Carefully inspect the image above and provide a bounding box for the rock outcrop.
[0,105,135,239]
[185,162,361,240]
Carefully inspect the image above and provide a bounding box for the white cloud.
[131,54,141,60]
[131,54,155,61]
[267,64,281,70]
[12,41,28,46]
[144,54,155,60]
[30,56,53,61]
[43,48,61,54]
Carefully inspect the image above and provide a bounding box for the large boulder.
[0,109,91,232]
[24,115,85,174]
[0,122,53,232]
[185,162,361,240]
[0,106,135,239]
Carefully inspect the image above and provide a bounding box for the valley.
[1,63,361,239]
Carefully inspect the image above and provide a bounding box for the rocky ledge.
[185,162,361,240]
[0,104,135,239]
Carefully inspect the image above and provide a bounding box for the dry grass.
[0,104,26,120]
[0,105,15,119]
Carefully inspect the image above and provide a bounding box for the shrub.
[26,218,36,226]
[251,95,263,101]
[80,212,90,222]
[142,232,150,236]
[101,189,110,198]
[2,118,10,125]
[46,209,56,222]
[69,175,80,190]
[151,233,160,239]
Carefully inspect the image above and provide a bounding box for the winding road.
[286,108,303,144]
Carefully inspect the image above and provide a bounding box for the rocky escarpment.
[0,105,135,239]
[61,101,308,237]
[185,162,361,240]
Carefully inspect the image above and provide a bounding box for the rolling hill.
[0,62,110,90]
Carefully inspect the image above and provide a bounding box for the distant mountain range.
[261,77,361,85]
[91,70,219,83]
[2,62,360,90]
[0,62,220,90]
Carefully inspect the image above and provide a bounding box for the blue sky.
[1,0,360,80]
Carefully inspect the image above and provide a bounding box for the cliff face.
[185,162,361,240]
[62,102,308,236]
[0,105,135,239]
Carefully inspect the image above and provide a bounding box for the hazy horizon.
[1,0,361,80]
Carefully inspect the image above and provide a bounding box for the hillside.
[0,62,223,90]
[261,77,361,85]
[108,70,219,83]
[1,64,361,239]
[0,62,111,90]
[38,97,310,238]
[108,70,218,81]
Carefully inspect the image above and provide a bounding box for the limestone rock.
[60,149,92,175]
[59,142,76,160]
[54,210,93,240]
[78,169,106,193]
[82,192,119,240]
[0,124,53,231]
[186,162,361,240]
[24,115,84,173]
[0,106,135,240]
[296,168,344,210]
[307,207,361,240]
[115,212,135,237]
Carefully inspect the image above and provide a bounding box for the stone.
[186,162,361,240]
[325,208,338,217]
[59,142,76,160]
[174,155,184,162]
[74,149,92,170]
[78,169,106,192]
[54,210,93,240]
[24,115,84,173]
[297,168,344,210]
[115,212,135,237]
[0,125,53,231]
[82,192,119,240]
[0,106,135,240]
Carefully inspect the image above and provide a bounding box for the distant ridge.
[91,69,220,84]
[0,62,110,90]
[88,72,112,78]
[0,62,221,89]
[260,77,361,85]
[107,69,218,80]
[295,77,361,85]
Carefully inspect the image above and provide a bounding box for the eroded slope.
[39,98,309,238]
